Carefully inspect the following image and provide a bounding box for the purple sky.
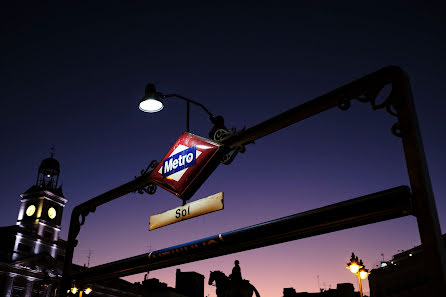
[1,1,446,296]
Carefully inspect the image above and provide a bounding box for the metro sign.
[162,145,197,178]
[150,132,222,200]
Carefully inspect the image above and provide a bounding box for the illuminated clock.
[48,207,57,219]
[26,205,36,216]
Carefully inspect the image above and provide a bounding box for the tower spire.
[50,145,55,158]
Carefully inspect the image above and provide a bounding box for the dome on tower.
[39,157,60,175]
[35,154,61,191]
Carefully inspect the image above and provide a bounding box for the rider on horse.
[229,260,242,283]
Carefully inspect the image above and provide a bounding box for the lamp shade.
[138,83,164,113]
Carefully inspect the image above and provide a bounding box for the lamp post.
[346,253,370,297]
[138,83,227,139]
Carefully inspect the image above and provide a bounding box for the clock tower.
[13,153,67,261]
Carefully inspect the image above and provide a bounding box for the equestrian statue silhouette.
[208,260,260,297]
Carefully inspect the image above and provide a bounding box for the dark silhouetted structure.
[208,270,260,297]
[140,277,187,297]
[283,283,360,297]
[229,260,242,282]
[369,233,446,297]
[175,269,205,297]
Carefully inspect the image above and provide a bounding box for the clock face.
[48,207,56,219]
[26,205,36,216]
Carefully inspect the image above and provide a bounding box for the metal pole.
[71,186,412,282]
[218,66,446,293]
[61,171,156,296]
[392,68,446,294]
[187,100,190,132]
[358,273,363,297]
[218,68,383,149]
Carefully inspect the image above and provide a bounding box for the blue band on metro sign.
[162,146,196,178]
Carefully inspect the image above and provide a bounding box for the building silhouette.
[0,155,205,297]
[175,269,205,297]
[283,283,361,297]
[369,234,446,297]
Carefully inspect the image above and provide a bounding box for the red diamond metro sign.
[149,132,222,201]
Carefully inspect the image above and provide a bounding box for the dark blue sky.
[1,1,445,296]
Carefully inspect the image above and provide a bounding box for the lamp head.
[84,286,93,295]
[346,253,363,274]
[359,268,370,279]
[347,262,361,274]
[139,83,164,113]
[70,286,78,294]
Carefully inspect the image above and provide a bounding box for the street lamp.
[359,268,370,280]
[70,285,78,294]
[138,83,227,139]
[70,284,93,296]
[138,83,164,113]
[84,286,93,295]
[346,253,370,297]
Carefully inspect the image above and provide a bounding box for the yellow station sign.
[149,192,224,231]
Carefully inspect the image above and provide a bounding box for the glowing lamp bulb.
[359,270,369,279]
[47,174,51,177]
[139,98,163,113]
[85,287,93,294]
[349,263,360,274]
[71,286,78,294]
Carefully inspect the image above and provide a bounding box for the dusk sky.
[1,1,446,296]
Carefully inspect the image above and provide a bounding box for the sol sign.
[150,133,222,200]
[148,192,224,230]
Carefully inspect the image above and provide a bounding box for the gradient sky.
[1,1,446,296]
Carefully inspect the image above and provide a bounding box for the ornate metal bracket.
[221,144,246,165]
[63,159,160,294]
[213,127,251,165]
[137,183,157,195]
[212,128,233,142]
[337,83,404,137]
[79,205,96,227]
[68,203,98,248]
[135,160,158,195]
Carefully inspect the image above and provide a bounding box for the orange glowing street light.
[346,253,370,297]
[84,285,93,294]
[70,284,93,296]
[70,286,78,294]
[359,268,370,280]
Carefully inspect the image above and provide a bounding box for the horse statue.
[208,270,260,297]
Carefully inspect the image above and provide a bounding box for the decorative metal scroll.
[337,83,404,137]
[213,127,250,165]
[135,160,158,195]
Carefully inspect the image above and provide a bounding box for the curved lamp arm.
[163,93,227,138]
[164,93,214,118]
[139,83,228,139]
